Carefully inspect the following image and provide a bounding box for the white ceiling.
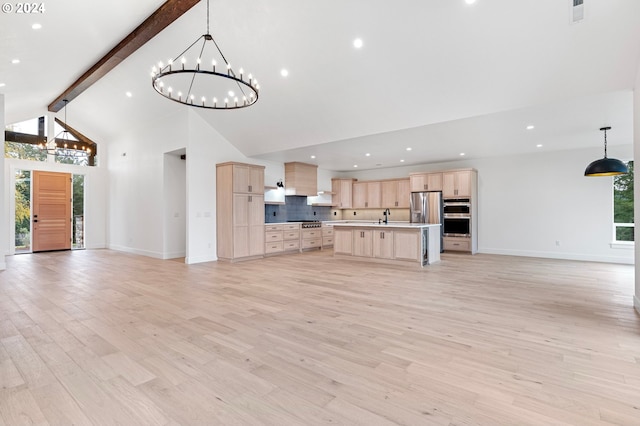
[1,0,639,171]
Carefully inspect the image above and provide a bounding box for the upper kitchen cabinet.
[217,162,265,261]
[353,181,381,209]
[381,179,410,208]
[332,178,355,209]
[443,169,476,198]
[410,172,442,192]
[232,163,264,194]
[284,162,317,196]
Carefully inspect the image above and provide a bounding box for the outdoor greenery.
[613,161,634,242]
[15,170,31,250]
[5,141,47,161]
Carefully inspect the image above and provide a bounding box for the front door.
[32,171,71,252]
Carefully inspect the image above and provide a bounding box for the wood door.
[333,229,353,254]
[427,173,443,191]
[396,179,411,208]
[367,181,381,208]
[373,230,394,259]
[33,171,71,252]
[381,180,397,208]
[442,172,456,198]
[410,174,427,192]
[455,170,472,198]
[394,231,419,261]
[352,230,372,257]
[339,179,353,208]
[352,182,367,208]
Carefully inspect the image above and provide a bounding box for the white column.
[0,94,6,269]
[634,65,640,315]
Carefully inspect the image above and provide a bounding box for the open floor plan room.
[0,250,638,425]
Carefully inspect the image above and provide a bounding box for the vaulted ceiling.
[2,0,639,171]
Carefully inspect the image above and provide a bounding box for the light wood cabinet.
[410,172,442,192]
[301,228,322,250]
[394,231,420,261]
[373,230,394,259]
[232,164,264,194]
[443,170,472,198]
[353,181,381,209]
[284,162,317,196]
[353,230,373,257]
[333,228,353,254]
[381,179,410,208]
[217,162,265,261]
[332,178,354,209]
[322,223,334,247]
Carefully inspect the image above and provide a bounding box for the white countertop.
[329,221,440,229]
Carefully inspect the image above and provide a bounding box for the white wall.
[0,95,5,269]
[163,150,186,259]
[107,109,188,258]
[5,159,108,252]
[339,146,634,264]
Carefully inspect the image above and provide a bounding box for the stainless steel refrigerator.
[410,191,444,252]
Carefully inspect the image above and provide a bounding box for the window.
[613,161,633,242]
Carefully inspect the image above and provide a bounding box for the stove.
[293,221,322,229]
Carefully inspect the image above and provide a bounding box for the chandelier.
[151,0,259,110]
[38,100,92,160]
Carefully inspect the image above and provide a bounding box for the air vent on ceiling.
[572,0,584,23]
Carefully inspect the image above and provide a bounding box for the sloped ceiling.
[2,0,639,171]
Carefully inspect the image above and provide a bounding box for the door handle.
[33,219,38,223]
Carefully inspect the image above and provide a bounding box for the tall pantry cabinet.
[216,162,265,261]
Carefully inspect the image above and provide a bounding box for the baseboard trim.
[479,247,634,265]
[108,244,164,259]
[634,295,640,316]
[163,251,186,260]
[185,255,217,264]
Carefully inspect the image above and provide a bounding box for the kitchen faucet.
[383,208,390,224]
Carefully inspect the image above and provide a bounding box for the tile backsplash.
[265,196,333,223]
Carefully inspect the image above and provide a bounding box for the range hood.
[284,162,318,196]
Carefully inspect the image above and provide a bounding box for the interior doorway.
[163,148,187,259]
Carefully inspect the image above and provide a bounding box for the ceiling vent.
[572,0,584,23]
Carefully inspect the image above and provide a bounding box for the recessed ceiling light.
[310,155,316,159]
[280,69,289,77]
[0,83,5,87]
[353,38,363,49]
[465,0,477,4]
[460,153,466,156]
[406,147,412,151]
[125,91,132,97]
[400,159,405,163]
[536,144,543,148]
[365,153,370,157]
[11,59,20,64]
[353,165,358,168]
[526,125,535,130]
[32,23,42,30]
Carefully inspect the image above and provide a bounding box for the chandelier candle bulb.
[224,98,228,107]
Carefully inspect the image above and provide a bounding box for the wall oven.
[443,198,471,237]
[443,198,470,215]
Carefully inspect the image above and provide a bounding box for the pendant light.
[584,127,628,177]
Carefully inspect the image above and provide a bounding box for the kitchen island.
[330,221,441,266]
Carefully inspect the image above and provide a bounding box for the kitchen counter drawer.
[284,223,300,231]
[322,228,334,237]
[302,229,321,239]
[302,238,321,249]
[443,237,471,252]
[322,237,334,246]
[284,231,300,240]
[265,224,284,232]
[265,241,284,253]
[265,231,283,242]
[283,240,300,251]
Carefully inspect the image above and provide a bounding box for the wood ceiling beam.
[48,0,201,112]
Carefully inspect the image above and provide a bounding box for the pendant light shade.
[584,127,628,177]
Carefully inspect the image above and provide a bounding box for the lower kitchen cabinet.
[265,223,301,255]
[373,230,394,259]
[322,223,334,248]
[393,231,420,261]
[302,228,322,250]
[334,228,353,255]
[353,230,373,257]
[443,236,471,252]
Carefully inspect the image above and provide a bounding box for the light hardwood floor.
[0,249,638,425]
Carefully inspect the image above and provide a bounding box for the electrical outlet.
[273,211,276,216]
[313,211,316,216]
[353,211,356,216]
[334,211,337,216]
